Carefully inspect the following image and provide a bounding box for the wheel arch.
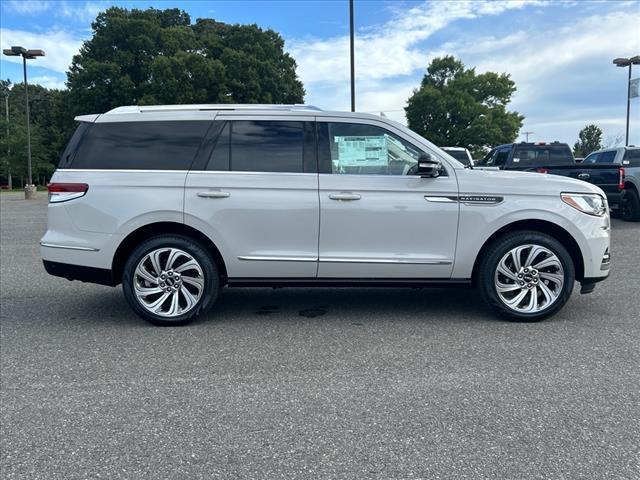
[471,219,585,283]
[112,222,228,285]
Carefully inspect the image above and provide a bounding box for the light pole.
[613,55,640,147]
[2,46,45,199]
[349,0,355,112]
[3,90,11,190]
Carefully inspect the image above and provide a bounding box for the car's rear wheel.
[622,188,640,221]
[122,235,219,326]
[478,231,575,321]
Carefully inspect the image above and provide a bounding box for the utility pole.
[523,131,534,142]
[349,0,355,112]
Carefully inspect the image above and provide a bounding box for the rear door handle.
[197,190,230,199]
[329,192,361,201]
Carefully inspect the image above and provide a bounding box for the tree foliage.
[66,7,305,117]
[0,7,306,178]
[573,124,603,157]
[405,56,523,156]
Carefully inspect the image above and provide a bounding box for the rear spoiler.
[74,114,100,123]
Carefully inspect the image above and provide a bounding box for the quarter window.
[320,122,422,175]
[72,121,210,170]
[623,149,640,167]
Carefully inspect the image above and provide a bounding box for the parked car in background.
[42,105,610,325]
[440,146,473,166]
[583,146,640,221]
[476,141,624,214]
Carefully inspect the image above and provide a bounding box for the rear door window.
[622,149,640,167]
[72,121,210,170]
[229,121,305,173]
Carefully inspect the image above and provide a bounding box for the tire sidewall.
[122,235,219,326]
[622,189,640,221]
[478,231,575,322]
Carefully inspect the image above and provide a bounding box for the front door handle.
[329,192,361,201]
[197,190,230,199]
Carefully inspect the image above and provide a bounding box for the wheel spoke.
[182,275,204,290]
[147,292,170,311]
[497,282,521,293]
[522,287,538,312]
[150,249,165,276]
[497,261,518,281]
[180,286,198,310]
[538,281,556,305]
[524,245,546,268]
[504,289,528,307]
[165,248,182,270]
[135,263,158,285]
[166,291,181,316]
[135,284,164,295]
[539,271,564,286]
[533,256,561,271]
[175,259,201,274]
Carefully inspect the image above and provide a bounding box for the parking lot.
[1,191,638,479]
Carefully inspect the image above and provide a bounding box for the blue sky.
[1,0,639,146]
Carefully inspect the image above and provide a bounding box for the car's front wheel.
[122,235,220,326]
[478,231,575,321]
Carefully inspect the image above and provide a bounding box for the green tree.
[405,56,523,156]
[573,124,603,157]
[0,80,56,187]
[66,7,305,117]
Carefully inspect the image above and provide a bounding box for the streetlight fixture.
[613,55,640,147]
[2,45,45,199]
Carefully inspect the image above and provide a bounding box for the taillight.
[618,167,625,190]
[47,183,89,203]
[536,168,549,174]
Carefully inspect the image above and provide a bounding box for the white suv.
[42,105,611,325]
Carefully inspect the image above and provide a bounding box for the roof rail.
[104,104,324,115]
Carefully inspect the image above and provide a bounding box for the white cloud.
[2,1,53,15]
[58,1,105,23]
[290,0,544,86]
[29,75,66,89]
[0,28,83,73]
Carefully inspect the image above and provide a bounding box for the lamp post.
[3,90,11,190]
[349,0,355,112]
[2,46,45,199]
[613,55,640,147]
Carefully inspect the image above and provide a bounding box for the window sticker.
[334,135,388,167]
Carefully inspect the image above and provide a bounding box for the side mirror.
[417,153,441,178]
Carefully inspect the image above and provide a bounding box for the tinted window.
[512,145,573,166]
[230,121,304,173]
[58,122,90,168]
[207,122,230,171]
[596,150,617,164]
[443,149,471,165]
[623,149,640,167]
[583,152,600,164]
[494,148,510,167]
[477,149,496,166]
[72,121,209,170]
[322,122,422,175]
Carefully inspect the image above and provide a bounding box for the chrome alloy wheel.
[494,244,564,313]
[133,248,205,317]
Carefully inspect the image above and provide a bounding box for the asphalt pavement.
[1,192,639,479]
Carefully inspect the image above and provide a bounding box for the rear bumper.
[43,260,117,287]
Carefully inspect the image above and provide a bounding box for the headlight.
[561,193,607,216]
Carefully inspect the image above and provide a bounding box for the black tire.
[122,235,220,326]
[477,231,575,322]
[622,188,640,221]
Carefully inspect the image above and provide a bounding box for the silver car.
[42,105,611,325]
